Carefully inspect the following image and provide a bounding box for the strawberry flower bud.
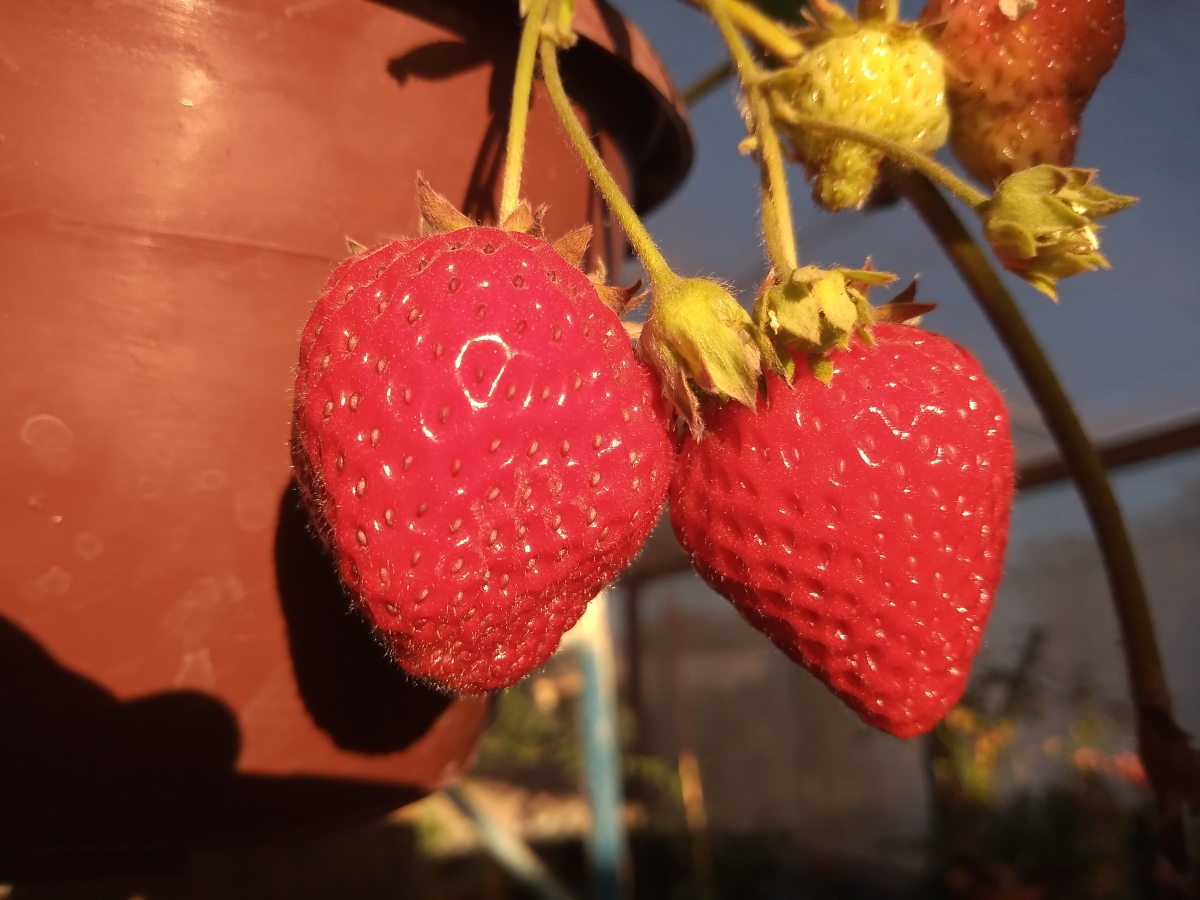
[639,277,766,438]
[981,165,1136,300]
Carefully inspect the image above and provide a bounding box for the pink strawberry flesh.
[293,226,674,693]
[669,324,1014,737]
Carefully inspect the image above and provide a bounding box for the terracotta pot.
[0,0,689,877]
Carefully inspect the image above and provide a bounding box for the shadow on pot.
[273,481,453,755]
[0,613,421,881]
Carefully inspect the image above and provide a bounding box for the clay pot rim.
[566,0,694,213]
[372,0,693,214]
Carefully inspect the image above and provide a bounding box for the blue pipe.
[574,592,627,900]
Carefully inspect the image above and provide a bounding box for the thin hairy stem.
[499,0,551,222]
[705,0,798,272]
[538,36,678,291]
[682,59,735,106]
[778,110,991,209]
[721,0,805,61]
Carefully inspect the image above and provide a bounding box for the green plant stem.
[754,91,799,273]
[538,36,677,292]
[499,0,551,223]
[777,109,991,209]
[705,0,798,273]
[719,0,805,61]
[894,168,1172,715]
[682,59,735,106]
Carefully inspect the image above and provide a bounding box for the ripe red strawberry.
[293,225,674,693]
[921,0,1125,186]
[669,324,1014,737]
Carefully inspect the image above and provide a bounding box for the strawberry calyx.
[754,264,911,382]
[401,175,646,315]
[638,277,768,438]
[980,165,1136,299]
[416,174,556,239]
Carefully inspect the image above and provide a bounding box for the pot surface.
[0,0,689,872]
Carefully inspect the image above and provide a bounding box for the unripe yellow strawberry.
[770,26,949,210]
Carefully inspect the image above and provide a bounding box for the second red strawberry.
[670,324,1015,738]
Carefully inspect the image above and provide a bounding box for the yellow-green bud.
[982,166,1136,300]
[639,277,766,437]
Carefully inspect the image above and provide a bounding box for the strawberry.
[768,3,950,211]
[292,220,674,693]
[669,323,1014,737]
[921,0,1125,186]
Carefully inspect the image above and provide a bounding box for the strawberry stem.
[499,0,551,224]
[716,0,805,61]
[704,0,799,273]
[682,59,735,106]
[896,169,1200,858]
[774,109,992,209]
[537,32,678,293]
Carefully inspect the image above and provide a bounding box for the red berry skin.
[669,325,1014,737]
[922,0,1125,185]
[293,227,674,693]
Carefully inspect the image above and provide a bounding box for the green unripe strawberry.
[771,25,949,211]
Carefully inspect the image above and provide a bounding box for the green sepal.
[754,264,895,381]
[853,293,875,343]
[808,355,835,383]
[639,277,765,439]
[761,279,822,345]
[838,267,897,287]
[812,269,859,332]
[981,165,1137,300]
